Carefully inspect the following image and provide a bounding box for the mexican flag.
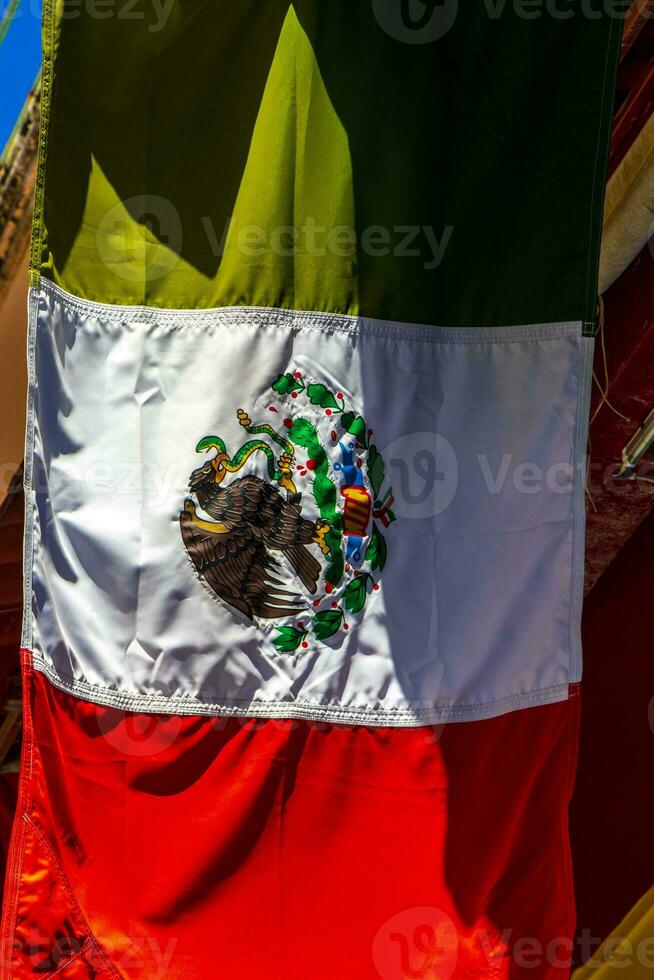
[2,2,623,977]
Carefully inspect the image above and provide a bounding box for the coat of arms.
[180,372,395,651]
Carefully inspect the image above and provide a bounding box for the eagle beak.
[211,452,230,485]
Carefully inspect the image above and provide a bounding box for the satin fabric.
[37,1,621,328]
[26,281,592,723]
[3,655,579,979]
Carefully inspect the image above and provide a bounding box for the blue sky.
[0,0,41,156]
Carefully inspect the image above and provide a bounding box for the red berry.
[345,563,350,572]
[373,584,380,591]
[325,582,333,594]
[301,641,309,649]
[312,599,320,607]
[283,418,293,428]
[306,459,317,471]
[291,391,298,399]
[268,406,278,413]
[332,602,338,609]
[297,621,305,628]
[353,570,359,577]
[337,392,343,399]
[325,409,332,416]
[343,624,349,631]
[295,372,302,379]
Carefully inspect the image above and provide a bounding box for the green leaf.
[367,445,385,497]
[365,523,387,572]
[341,411,367,445]
[272,626,306,653]
[272,373,304,395]
[325,532,345,587]
[343,577,367,615]
[306,383,341,410]
[313,609,343,641]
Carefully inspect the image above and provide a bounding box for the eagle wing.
[203,478,321,594]
[246,479,317,548]
[197,477,316,547]
[180,508,304,620]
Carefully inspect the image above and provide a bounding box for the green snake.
[196,413,345,586]
[196,413,294,483]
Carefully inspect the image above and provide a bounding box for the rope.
[590,296,633,427]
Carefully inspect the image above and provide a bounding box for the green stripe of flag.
[35,0,624,328]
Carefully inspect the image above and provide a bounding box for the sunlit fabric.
[7,656,578,979]
[27,280,591,723]
[2,0,624,976]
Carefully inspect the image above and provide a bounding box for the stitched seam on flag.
[28,654,571,725]
[44,946,87,979]
[26,815,122,980]
[3,819,28,977]
[1,657,120,980]
[44,941,117,979]
[568,337,594,684]
[28,0,56,287]
[21,288,39,652]
[1,652,35,979]
[38,278,584,346]
[562,695,581,942]
[583,12,625,326]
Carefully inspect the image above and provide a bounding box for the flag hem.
[34,277,585,345]
[569,332,595,683]
[0,651,33,978]
[27,652,573,725]
[0,652,123,979]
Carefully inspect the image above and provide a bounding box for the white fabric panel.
[24,281,593,724]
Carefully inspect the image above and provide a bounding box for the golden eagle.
[180,436,327,620]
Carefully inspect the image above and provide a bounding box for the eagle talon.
[277,451,297,495]
[183,499,229,535]
[313,519,331,555]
